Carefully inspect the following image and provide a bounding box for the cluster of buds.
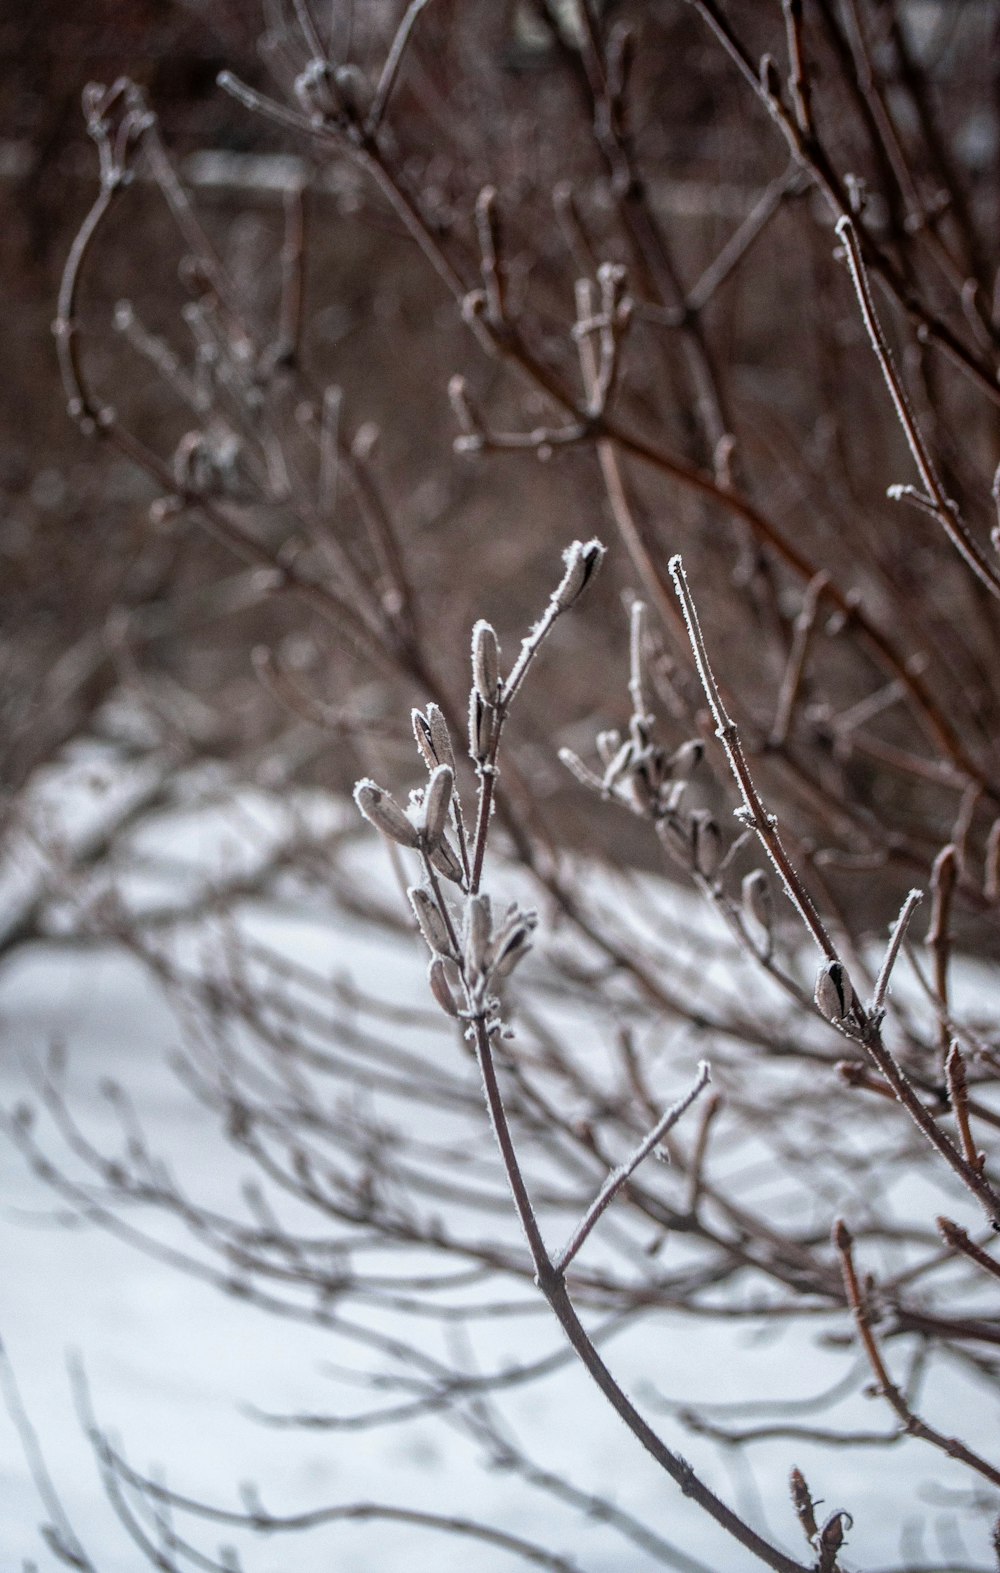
[353,763,464,885]
[561,718,702,820]
[417,891,538,1021]
[354,541,605,1026]
[561,717,719,880]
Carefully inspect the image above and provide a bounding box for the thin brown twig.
[834,1219,1000,1490]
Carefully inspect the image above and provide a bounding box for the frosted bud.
[558,747,603,793]
[471,620,501,700]
[815,959,856,1024]
[690,810,721,878]
[423,765,454,849]
[293,59,336,120]
[552,538,606,612]
[670,739,704,779]
[412,709,437,771]
[491,907,538,980]
[469,689,495,764]
[741,870,772,950]
[428,957,462,1018]
[354,779,419,849]
[427,705,455,770]
[465,893,493,977]
[429,834,464,884]
[412,705,456,774]
[409,885,454,958]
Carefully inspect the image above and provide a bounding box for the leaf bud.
[428,957,462,1018]
[471,619,501,700]
[464,893,493,977]
[409,885,454,958]
[689,810,721,878]
[429,834,464,884]
[814,959,856,1024]
[353,779,419,849]
[741,870,772,950]
[422,765,454,849]
[552,538,606,612]
[468,689,495,764]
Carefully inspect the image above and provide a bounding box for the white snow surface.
[1,750,997,1572]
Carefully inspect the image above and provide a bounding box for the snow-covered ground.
[2,750,998,1571]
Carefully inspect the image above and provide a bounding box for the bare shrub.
[6,2,1000,1569]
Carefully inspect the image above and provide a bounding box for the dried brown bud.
[817,1509,852,1571]
[937,1215,967,1250]
[815,959,855,1024]
[788,1468,818,1542]
[552,538,606,612]
[354,779,419,849]
[472,620,501,700]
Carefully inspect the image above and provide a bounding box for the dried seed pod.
[353,779,419,849]
[468,689,495,764]
[428,956,462,1018]
[409,885,454,958]
[423,765,454,849]
[471,619,501,700]
[464,893,493,977]
[689,810,721,878]
[815,959,856,1024]
[552,538,606,612]
[429,834,464,884]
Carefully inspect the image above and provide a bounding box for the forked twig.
[669,554,838,961]
[555,1062,711,1272]
[834,1220,1000,1489]
[837,215,1000,603]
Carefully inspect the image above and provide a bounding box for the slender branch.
[870,888,923,1015]
[669,555,838,960]
[555,1062,711,1273]
[834,1220,1000,1490]
[366,0,437,134]
[837,215,1000,603]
